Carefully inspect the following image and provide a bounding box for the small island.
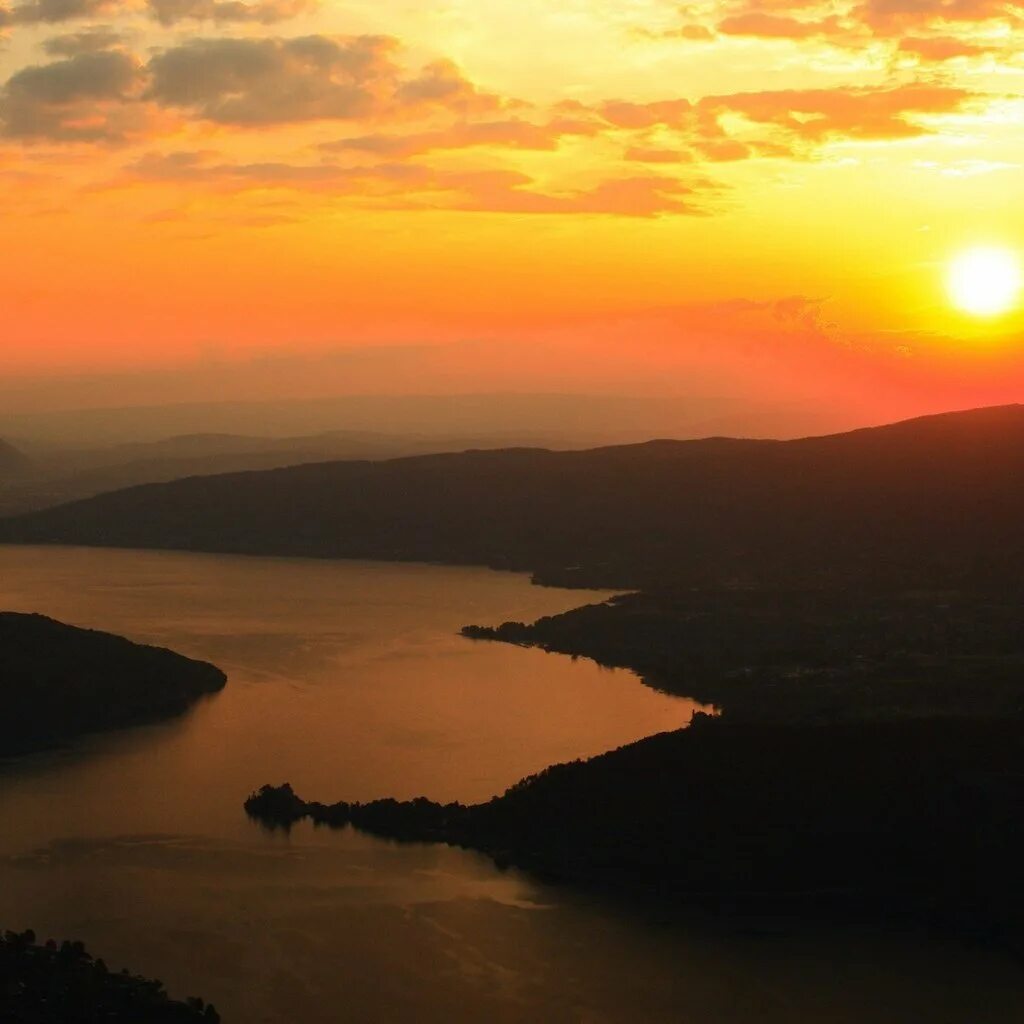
[0,612,226,756]
[0,928,220,1021]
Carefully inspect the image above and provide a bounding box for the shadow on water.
[0,691,224,783]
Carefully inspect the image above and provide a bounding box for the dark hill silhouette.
[0,612,226,755]
[462,587,1024,721]
[0,427,597,517]
[246,714,1024,937]
[0,929,219,1021]
[2,404,1023,589]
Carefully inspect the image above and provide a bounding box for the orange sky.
[2,0,1024,424]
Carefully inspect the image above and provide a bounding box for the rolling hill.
[0,428,600,517]
[1,404,1022,590]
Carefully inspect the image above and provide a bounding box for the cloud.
[0,10,991,210]
[145,35,500,126]
[6,0,118,23]
[671,24,717,40]
[0,31,526,150]
[15,50,135,100]
[696,137,754,160]
[42,28,125,55]
[133,151,505,199]
[624,146,693,163]
[2,0,314,24]
[393,59,502,116]
[717,11,846,38]
[146,0,315,26]
[321,116,599,158]
[146,34,397,125]
[1,48,141,140]
[681,0,1020,58]
[858,0,1018,32]
[124,149,711,216]
[897,34,990,59]
[701,83,975,142]
[599,99,693,129]
[441,170,706,217]
[129,151,470,198]
[588,80,980,164]
[120,149,395,188]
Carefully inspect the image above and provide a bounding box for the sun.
[947,245,1022,318]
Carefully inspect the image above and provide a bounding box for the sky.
[2,0,1024,428]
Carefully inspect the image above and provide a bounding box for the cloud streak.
[662,0,1023,61]
[5,0,118,24]
[126,149,709,216]
[147,0,315,25]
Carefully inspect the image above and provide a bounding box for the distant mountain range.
[0,392,848,448]
[1,404,1022,589]
[0,427,597,516]
[0,439,30,478]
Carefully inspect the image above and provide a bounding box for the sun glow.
[947,246,1022,318]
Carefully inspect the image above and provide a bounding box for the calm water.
[0,546,1021,1022]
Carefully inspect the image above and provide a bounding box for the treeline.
[0,929,220,1022]
[463,588,1024,722]
[0,613,226,756]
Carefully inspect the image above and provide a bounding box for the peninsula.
[0,612,226,756]
[247,713,1024,937]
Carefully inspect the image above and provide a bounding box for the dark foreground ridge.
[3,404,1024,590]
[247,714,1024,936]
[0,613,226,756]
[0,928,220,1021]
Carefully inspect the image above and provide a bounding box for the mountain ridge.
[0,438,30,478]
[1,403,1022,590]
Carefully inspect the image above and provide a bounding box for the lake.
[0,545,1021,1022]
